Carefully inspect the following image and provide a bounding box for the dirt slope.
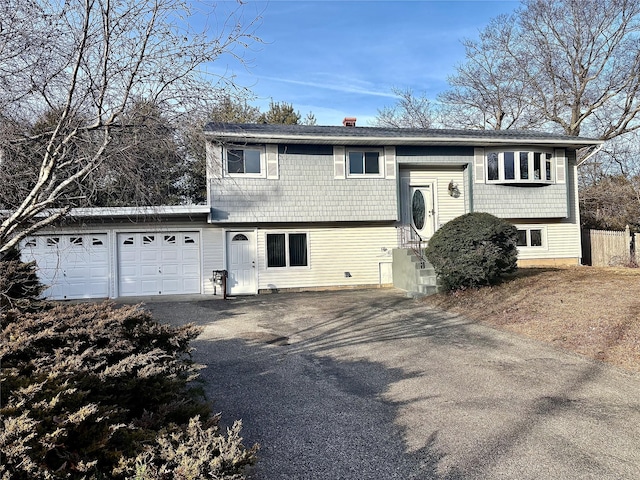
[423,267,640,372]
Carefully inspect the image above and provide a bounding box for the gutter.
[204,131,603,149]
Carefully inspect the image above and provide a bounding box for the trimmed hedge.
[0,259,257,479]
[425,212,518,291]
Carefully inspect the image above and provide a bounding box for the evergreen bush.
[425,212,518,292]
[0,259,257,479]
[0,249,48,316]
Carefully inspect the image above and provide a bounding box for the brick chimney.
[342,117,357,127]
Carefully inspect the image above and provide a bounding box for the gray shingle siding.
[473,183,568,218]
[210,150,397,223]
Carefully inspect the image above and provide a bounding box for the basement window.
[517,228,544,248]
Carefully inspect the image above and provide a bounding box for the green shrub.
[0,300,257,479]
[425,212,518,292]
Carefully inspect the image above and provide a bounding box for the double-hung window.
[347,149,382,176]
[486,150,554,184]
[266,233,308,268]
[226,147,263,176]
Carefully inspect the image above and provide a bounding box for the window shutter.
[206,142,223,178]
[474,147,485,183]
[384,146,396,179]
[266,144,279,179]
[334,146,346,179]
[555,148,566,184]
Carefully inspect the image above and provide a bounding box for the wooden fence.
[581,226,638,266]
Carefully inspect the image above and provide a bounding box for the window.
[347,150,381,176]
[517,228,544,247]
[486,150,554,184]
[227,148,262,175]
[266,233,308,268]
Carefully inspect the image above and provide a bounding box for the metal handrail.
[398,224,427,268]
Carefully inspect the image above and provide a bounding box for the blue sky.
[209,1,520,126]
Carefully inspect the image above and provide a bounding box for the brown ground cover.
[423,266,640,373]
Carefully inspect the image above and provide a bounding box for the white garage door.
[20,234,110,300]
[118,232,200,296]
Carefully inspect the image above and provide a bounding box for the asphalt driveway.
[144,288,640,479]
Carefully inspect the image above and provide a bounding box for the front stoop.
[392,248,439,298]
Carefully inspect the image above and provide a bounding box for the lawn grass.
[423,266,640,373]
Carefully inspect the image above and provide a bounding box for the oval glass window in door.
[412,189,425,230]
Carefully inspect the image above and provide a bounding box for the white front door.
[401,178,436,239]
[226,231,256,295]
[410,185,435,239]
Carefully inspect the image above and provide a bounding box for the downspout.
[467,163,474,212]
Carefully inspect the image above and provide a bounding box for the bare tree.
[439,17,545,131]
[444,0,640,140]
[0,0,259,257]
[373,88,437,129]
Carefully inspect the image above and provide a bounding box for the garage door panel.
[180,265,197,275]
[118,232,201,296]
[162,264,180,275]
[141,250,160,262]
[161,250,179,261]
[141,265,158,276]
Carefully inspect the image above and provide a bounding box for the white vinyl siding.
[514,222,580,261]
[256,225,397,290]
[202,227,225,294]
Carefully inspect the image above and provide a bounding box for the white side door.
[226,231,256,295]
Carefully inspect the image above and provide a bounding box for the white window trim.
[224,145,266,178]
[486,148,556,185]
[346,148,385,178]
[265,231,311,269]
[516,226,548,250]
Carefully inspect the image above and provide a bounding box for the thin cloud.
[258,75,399,99]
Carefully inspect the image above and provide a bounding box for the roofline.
[203,130,604,149]
[0,205,211,219]
[68,205,211,218]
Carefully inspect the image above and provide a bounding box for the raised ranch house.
[19,120,602,299]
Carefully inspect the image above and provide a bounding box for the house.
[19,120,602,299]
